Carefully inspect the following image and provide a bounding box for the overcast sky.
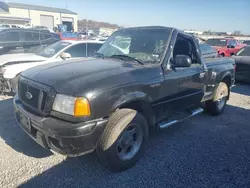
[9,0,250,34]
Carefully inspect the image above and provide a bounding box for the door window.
[227,40,237,47]
[22,31,39,42]
[173,34,199,65]
[0,31,21,42]
[40,33,52,41]
[64,43,87,57]
[85,43,103,57]
[64,43,103,58]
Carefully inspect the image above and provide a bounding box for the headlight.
[52,94,91,117]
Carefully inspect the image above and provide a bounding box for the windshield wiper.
[94,52,105,59]
[109,55,144,65]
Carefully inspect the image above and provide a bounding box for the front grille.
[19,83,40,109]
[18,77,56,115]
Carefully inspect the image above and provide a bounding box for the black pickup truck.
[14,26,235,171]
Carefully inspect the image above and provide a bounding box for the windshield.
[97,28,171,64]
[36,41,71,58]
[236,46,250,56]
[206,39,227,47]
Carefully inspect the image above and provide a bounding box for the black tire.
[96,108,148,172]
[205,82,229,115]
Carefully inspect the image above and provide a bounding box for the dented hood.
[21,58,141,96]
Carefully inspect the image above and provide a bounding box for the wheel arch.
[221,73,232,100]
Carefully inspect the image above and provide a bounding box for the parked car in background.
[0,28,60,55]
[205,38,246,57]
[77,31,108,42]
[23,23,33,28]
[199,43,218,58]
[77,31,98,39]
[243,40,250,45]
[232,45,250,83]
[33,26,54,33]
[13,26,235,171]
[0,40,104,94]
[89,37,108,42]
[0,24,21,28]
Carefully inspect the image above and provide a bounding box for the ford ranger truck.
[14,26,235,171]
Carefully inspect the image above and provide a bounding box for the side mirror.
[171,55,192,68]
[60,52,71,60]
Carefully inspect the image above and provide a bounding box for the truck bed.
[204,57,235,67]
[202,57,235,101]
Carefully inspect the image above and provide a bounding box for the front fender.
[221,71,232,85]
[112,91,150,110]
[3,65,29,79]
[3,61,50,79]
[111,91,155,126]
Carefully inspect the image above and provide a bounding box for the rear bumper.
[14,95,107,157]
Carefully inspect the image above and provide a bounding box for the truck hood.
[0,53,48,66]
[21,58,144,96]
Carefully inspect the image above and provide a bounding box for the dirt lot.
[0,84,249,188]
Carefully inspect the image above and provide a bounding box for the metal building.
[0,2,78,31]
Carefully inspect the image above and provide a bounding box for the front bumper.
[14,95,107,157]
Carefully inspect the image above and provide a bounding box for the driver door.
[159,34,206,114]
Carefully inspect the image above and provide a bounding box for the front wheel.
[205,82,229,115]
[96,109,148,171]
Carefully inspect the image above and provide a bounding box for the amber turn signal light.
[74,98,91,117]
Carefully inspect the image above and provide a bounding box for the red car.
[205,38,246,57]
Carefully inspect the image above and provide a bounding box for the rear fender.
[213,72,232,101]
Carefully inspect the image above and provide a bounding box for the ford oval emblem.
[25,92,33,100]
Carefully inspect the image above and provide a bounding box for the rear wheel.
[97,109,148,171]
[205,82,229,115]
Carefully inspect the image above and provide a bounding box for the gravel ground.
[0,84,249,188]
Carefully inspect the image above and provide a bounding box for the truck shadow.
[19,103,250,188]
[0,98,52,158]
